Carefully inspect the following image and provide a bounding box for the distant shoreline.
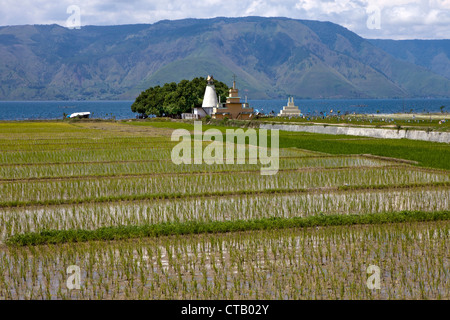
[1,98,449,121]
[0,111,449,121]
[365,113,450,120]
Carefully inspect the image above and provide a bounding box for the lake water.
[0,99,449,120]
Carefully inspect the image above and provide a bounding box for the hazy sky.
[1,0,449,39]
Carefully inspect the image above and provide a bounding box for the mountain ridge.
[368,39,450,80]
[0,16,449,100]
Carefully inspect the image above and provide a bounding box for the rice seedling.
[6,210,449,246]
[0,121,448,300]
[0,156,393,180]
[1,188,448,241]
[0,166,448,207]
[1,221,447,300]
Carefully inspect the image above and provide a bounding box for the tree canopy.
[131,77,229,117]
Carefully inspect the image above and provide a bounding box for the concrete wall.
[260,123,450,143]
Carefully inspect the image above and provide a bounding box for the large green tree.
[131,77,229,117]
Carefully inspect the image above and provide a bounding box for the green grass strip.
[278,131,450,170]
[6,210,449,246]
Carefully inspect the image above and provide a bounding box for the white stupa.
[278,97,301,117]
[194,75,218,118]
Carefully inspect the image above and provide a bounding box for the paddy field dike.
[0,119,448,299]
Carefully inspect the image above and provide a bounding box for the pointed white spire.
[202,75,218,109]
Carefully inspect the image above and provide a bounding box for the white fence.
[260,123,450,143]
[181,113,199,120]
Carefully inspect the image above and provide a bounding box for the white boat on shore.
[68,112,90,119]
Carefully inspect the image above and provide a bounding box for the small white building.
[278,97,301,117]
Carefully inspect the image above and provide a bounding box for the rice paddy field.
[0,120,448,300]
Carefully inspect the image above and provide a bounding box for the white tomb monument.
[278,97,301,117]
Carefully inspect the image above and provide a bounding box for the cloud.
[0,0,448,39]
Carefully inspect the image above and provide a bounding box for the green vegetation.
[121,120,450,170]
[278,131,450,170]
[7,210,449,246]
[2,18,450,101]
[0,121,448,300]
[131,77,229,117]
[124,119,231,132]
[2,222,448,299]
[1,168,448,207]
